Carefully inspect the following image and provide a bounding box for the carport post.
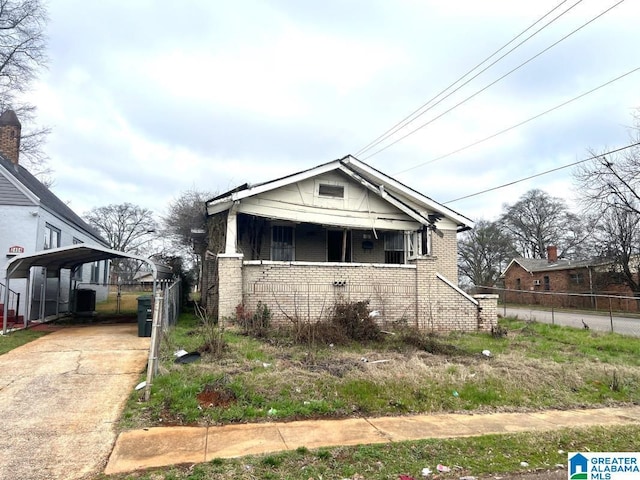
[2,278,8,334]
[55,270,61,317]
[39,267,47,322]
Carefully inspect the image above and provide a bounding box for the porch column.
[217,253,244,322]
[225,203,239,254]
[413,256,437,331]
[474,294,499,331]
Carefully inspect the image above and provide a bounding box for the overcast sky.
[27,0,640,224]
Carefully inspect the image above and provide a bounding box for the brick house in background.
[203,155,498,331]
[0,110,110,325]
[501,245,639,312]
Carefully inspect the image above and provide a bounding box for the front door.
[327,230,351,262]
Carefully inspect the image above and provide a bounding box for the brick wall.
[243,261,417,326]
[218,254,244,319]
[432,229,458,282]
[0,120,20,164]
[241,258,498,331]
[413,257,482,331]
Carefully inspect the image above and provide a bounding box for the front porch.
[210,254,497,332]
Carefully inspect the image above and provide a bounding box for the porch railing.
[1,281,21,333]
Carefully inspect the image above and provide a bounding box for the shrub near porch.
[120,314,640,429]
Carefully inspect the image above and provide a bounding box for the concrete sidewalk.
[105,405,640,475]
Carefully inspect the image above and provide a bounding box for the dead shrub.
[398,327,461,355]
[329,300,381,342]
[195,302,227,357]
[235,301,271,337]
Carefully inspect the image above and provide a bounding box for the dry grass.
[95,291,148,314]
[119,315,640,430]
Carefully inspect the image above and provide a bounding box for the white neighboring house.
[0,110,110,323]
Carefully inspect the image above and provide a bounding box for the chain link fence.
[477,286,640,337]
[144,279,182,401]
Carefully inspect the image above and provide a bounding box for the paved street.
[502,306,640,337]
[0,324,149,480]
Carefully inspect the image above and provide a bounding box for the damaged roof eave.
[342,156,474,230]
[206,200,233,216]
[336,164,432,227]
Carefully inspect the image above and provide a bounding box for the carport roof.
[5,244,157,279]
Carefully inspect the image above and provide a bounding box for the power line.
[393,65,640,176]
[362,0,626,161]
[443,142,640,204]
[355,0,579,157]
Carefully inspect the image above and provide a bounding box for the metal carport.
[2,244,158,334]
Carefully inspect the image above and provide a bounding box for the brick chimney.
[0,110,21,165]
[547,245,558,263]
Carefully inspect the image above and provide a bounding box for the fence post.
[144,293,163,402]
[551,305,554,325]
[609,297,614,333]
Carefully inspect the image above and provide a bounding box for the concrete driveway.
[0,323,150,480]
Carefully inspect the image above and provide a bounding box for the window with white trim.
[271,225,294,261]
[384,232,405,264]
[318,183,344,198]
[44,224,61,250]
[90,262,100,283]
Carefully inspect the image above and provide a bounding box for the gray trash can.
[137,295,153,337]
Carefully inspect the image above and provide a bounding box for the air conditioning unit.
[533,279,541,286]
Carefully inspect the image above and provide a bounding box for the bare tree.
[458,219,517,291]
[163,188,214,289]
[84,203,158,282]
[574,125,640,297]
[0,0,50,177]
[499,189,590,259]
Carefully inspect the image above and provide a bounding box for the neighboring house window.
[570,273,583,285]
[90,262,100,283]
[44,224,61,250]
[515,278,521,290]
[384,232,405,264]
[544,275,550,291]
[271,226,294,261]
[103,261,109,284]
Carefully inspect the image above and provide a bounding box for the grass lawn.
[0,328,49,355]
[96,291,150,315]
[110,311,640,479]
[120,314,640,429]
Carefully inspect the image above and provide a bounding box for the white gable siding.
[237,172,421,231]
[0,172,36,206]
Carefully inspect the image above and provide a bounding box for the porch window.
[44,224,60,250]
[384,232,405,264]
[271,225,294,261]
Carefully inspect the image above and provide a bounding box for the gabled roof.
[0,154,108,246]
[501,256,613,277]
[206,155,474,231]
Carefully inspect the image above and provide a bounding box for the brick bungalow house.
[203,155,497,331]
[0,110,110,325]
[501,246,639,312]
